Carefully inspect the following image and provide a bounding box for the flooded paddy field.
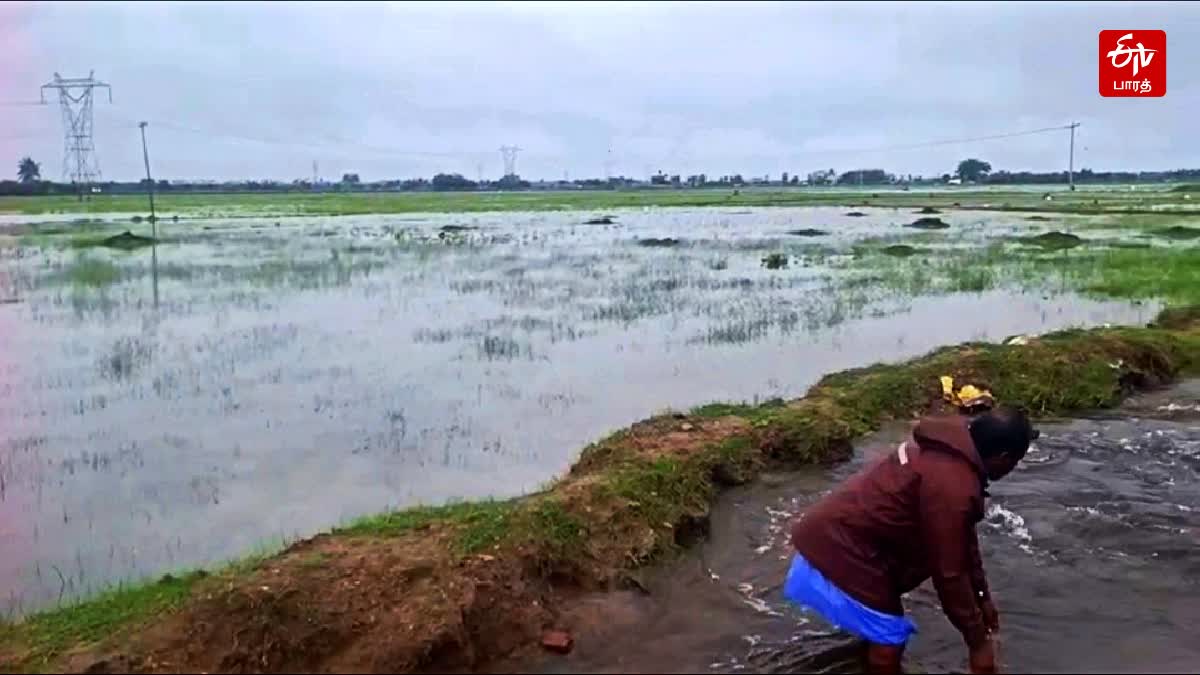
[522,381,1200,674]
[0,182,1196,220]
[0,205,1176,614]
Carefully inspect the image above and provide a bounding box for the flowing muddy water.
[0,207,1160,613]
[524,381,1200,674]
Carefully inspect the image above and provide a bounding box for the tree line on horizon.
[5,155,1200,197]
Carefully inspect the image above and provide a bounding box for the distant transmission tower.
[498,145,521,177]
[40,71,112,198]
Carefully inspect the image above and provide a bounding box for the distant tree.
[495,174,530,190]
[431,173,477,191]
[17,157,40,184]
[941,173,953,183]
[341,173,361,184]
[956,158,992,182]
[836,169,890,185]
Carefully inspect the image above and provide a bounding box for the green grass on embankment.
[0,555,269,674]
[3,307,1199,673]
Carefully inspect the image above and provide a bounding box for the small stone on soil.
[542,630,574,654]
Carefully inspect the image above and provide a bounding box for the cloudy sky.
[1,1,1196,182]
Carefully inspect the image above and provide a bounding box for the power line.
[96,110,499,160]
[40,102,1084,180]
[840,124,1078,155]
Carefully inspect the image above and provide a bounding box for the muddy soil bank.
[2,309,1199,673]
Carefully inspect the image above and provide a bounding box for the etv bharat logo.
[1099,30,1166,97]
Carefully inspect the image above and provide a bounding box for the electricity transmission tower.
[40,71,112,199]
[498,145,521,177]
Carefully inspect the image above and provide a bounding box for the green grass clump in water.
[880,244,922,257]
[1021,231,1084,250]
[1056,247,1200,305]
[761,252,789,269]
[1101,212,1200,234]
[947,265,994,292]
[1157,225,1200,240]
[67,257,120,288]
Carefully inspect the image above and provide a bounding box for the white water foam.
[985,503,1034,553]
[1066,505,1105,518]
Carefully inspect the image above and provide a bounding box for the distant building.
[807,169,836,186]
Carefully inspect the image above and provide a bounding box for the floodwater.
[0,206,1161,613]
[526,381,1200,674]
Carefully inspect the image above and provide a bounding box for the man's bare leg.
[865,643,904,675]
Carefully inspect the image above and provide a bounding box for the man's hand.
[969,637,998,674]
[980,597,1000,633]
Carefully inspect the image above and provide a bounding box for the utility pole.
[138,122,157,237]
[139,121,160,311]
[40,72,111,201]
[1067,121,1080,191]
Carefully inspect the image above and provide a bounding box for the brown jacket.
[790,416,992,648]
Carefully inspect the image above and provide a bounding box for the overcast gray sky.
[2,1,1197,182]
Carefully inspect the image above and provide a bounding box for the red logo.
[1099,30,1165,97]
